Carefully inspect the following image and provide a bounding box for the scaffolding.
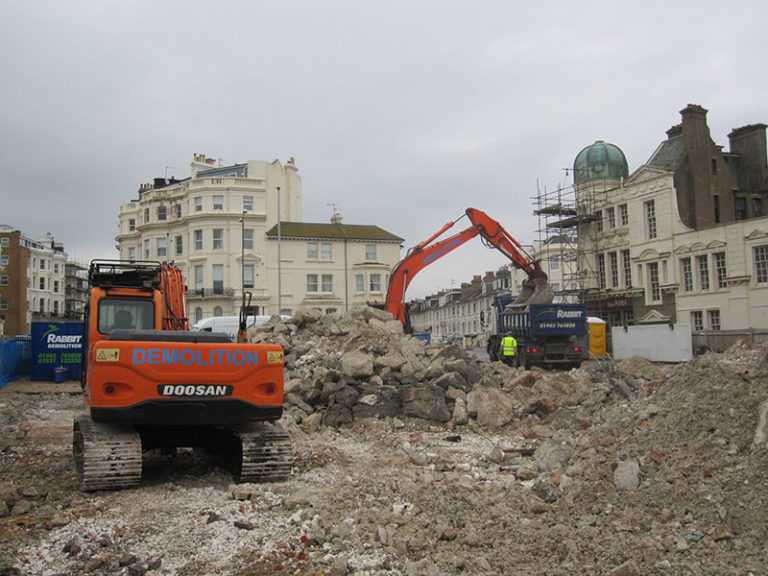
[531,174,623,309]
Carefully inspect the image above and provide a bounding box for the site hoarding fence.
[0,335,30,387]
[30,322,83,382]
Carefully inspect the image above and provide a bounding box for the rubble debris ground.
[1,306,767,575]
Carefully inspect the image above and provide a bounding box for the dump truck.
[488,295,588,369]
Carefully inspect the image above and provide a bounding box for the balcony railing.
[188,287,236,299]
[188,178,265,189]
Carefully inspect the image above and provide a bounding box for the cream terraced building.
[264,218,402,315]
[116,154,403,323]
[573,105,768,334]
[409,105,768,350]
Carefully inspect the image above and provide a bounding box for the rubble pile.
[249,306,517,428]
[1,328,766,575]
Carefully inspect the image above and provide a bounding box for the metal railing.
[691,329,768,353]
[188,287,236,299]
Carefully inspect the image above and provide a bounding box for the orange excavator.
[73,260,292,490]
[384,208,553,330]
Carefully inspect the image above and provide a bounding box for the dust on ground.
[1,341,767,576]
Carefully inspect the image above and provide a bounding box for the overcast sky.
[2,1,766,300]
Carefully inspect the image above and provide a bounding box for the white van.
[191,315,275,341]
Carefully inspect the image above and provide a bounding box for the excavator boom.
[384,207,553,326]
[159,263,190,331]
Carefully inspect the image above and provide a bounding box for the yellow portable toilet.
[587,317,607,357]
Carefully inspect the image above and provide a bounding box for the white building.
[409,269,514,347]
[27,233,68,320]
[116,154,403,322]
[531,235,579,303]
[573,105,768,338]
[264,214,403,315]
[409,105,768,350]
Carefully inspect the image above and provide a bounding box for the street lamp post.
[241,210,246,311]
[276,186,282,314]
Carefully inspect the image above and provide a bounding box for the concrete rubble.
[0,306,766,575]
[249,305,525,429]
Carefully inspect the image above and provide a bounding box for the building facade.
[409,105,768,349]
[264,215,403,315]
[574,105,768,334]
[0,227,70,335]
[409,268,516,347]
[116,154,403,323]
[532,235,579,302]
[64,261,88,320]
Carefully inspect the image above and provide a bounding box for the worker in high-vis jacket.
[499,334,518,366]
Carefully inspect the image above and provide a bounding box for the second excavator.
[384,207,553,331]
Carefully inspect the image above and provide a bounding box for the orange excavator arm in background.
[158,263,190,331]
[384,207,551,326]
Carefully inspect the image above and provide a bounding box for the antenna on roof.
[327,202,342,224]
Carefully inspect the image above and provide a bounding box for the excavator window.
[113,311,134,329]
[98,299,155,334]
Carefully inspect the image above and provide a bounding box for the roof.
[265,222,403,242]
[573,141,629,184]
[646,134,685,171]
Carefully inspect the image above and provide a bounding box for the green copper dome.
[573,141,629,184]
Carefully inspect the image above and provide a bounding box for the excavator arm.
[384,207,551,326]
[158,263,190,331]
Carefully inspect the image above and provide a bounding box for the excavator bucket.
[513,275,554,307]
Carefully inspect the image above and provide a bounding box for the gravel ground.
[1,341,767,576]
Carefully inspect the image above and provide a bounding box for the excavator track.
[73,413,142,491]
[232,421,293,483]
